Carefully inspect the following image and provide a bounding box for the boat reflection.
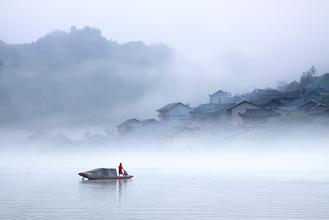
[79,179,132,201]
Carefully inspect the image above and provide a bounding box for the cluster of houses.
[117,80,329,137]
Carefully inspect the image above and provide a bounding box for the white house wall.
[166,104,191,117]
[209,95,220,104]
[231,103,260,126]
[209,93,231,104]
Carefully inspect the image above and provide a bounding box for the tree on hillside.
[300,66,316,86]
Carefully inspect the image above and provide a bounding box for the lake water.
[1,151,329,219]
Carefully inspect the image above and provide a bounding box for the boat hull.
[85,176,133,180]
[79,173,133,180]
[78,169,133,180]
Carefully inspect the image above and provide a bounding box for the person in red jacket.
[118,163,124,176]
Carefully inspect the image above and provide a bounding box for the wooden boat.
[78,168,133,180]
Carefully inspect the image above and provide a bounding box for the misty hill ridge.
[0,26,173,125]
[0,26,171,70]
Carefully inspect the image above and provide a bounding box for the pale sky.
[1,0,329,92]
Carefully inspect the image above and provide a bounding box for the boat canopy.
[87,168,117,177]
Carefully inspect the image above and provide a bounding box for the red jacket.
[118,165,123,173]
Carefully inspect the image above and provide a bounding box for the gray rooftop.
[191,103,235,114]
[157,102,191,112]
[210,89,229,96]
[117,118,140,128]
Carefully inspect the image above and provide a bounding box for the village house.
[239,88,305,113]
[311,86,328,95]
[134,119,164,136]
[280,81,303,92]
[267,91,304,112]
[117,118,164,136]
[139,119,163,133]
[245,88,281,99]
[190,100,261,127]
[305,91,322,102]
[307,105,329,116]
[304,87,329,102]
[157,102,192,124]
[276,90,303,104]
[225,101,261,126]
[209,90,231,104]
[299,100,321,112]
[264,98,284,109]
[190,103,235,123]
[239,109,281,125]
[230,95,244,103]
[117,119,141,135]
[240,88,282,107]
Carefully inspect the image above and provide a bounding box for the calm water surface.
[1,166,329,220]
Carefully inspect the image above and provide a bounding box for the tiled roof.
[157,102,191,112]
[210,90,229,96]
[117,119,140,128]
[191,103,235,114]
[225,100,259,110]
